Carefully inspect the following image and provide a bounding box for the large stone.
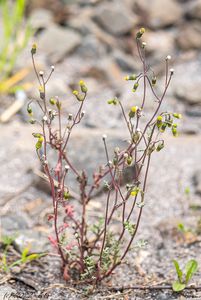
[133,0,183,29]
[93,2,137,36]
[0,285,17,300]
[176,22,201,50]
[14,230,50,253]
[37,25,82,63]
[113,49,140,72]
[145,30,175,58]
[29,8,54,29]
[75,35,107,59]
[170,59,201,105]
[186,0,201,20]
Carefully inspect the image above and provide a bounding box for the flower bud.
[172,127,178,137]
[147,144,155,155]
[73,90,79,96]
[79,80,88,93]
[132,83,139,92]
[64,191,70,200]
[129,106,138,118]
[39,85,45,99]
[107,97,118,105]
[160,123,167,133]
[173,113,182,119]
[31,43,37,55]
[132,131,140,143]
[126,155,133,165]
[29,119,36,124]
[151,76,157,86]
[156,115,163,128]
[27,105,33,115]
[73,90,84,101]
[124,74,137,81]
[130,187,140,196]
[49,97,56,105]
[156,141,164,152]
[136,28,146,39]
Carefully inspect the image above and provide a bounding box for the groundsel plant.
[28,28,181,284]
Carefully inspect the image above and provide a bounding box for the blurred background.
[0,0,201,297]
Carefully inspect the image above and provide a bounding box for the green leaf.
[26,253,41,262]
[172,281,186,292]
[173,260,183,283]
[21,246,30,262]
[185,259,198,284]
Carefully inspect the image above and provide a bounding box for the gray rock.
[13,230,50,253]
[93,2,137,36]
[186,106,201,117]
[156,293,174,300]
[1,214,29,232]
[186,0,201,20]
[113,49,140,72]
[171,59,201,105]
[75,35,107,59]
[133,0,183,29]
[0,285,17,300]
[177,21,201,50]
[145,30,175,58]
[181,122,200,135]
[37,25,82,63]
[29,8,54,29]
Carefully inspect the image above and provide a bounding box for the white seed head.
[123,153,128,158]
[102,134,107,140]
[108,160,113,166]
[42,115,48,122]
[170,68,174,75]
[142,42,146,47]
[39,71,44,76]
[65,165,70,171]
[51,65,55,71]
[44,160,48,165]
[166,55,171,61]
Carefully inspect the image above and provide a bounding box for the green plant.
[0,0,32,93]
[0,235,45,272]
[29,28,181,284]
[177,223,190,234]
[172,259,198,292]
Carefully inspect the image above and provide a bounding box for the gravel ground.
[0,118,201,299]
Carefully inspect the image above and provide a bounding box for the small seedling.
[172,259,198,292]
[177,223,190,234]
[0,235,45,272]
